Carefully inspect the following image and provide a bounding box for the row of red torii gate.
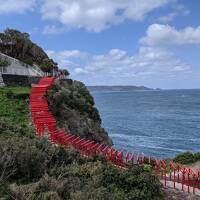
[30,77,200,195]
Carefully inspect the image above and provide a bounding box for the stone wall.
[0,52,44,77]
[2,74,41,86]
[0,73,5,87]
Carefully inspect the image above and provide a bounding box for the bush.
[1,134,163,199]
[0,137,49,183]
[173,151,200,164]
[24,58,34,66]
[194,152,200,161]
[0,58,10,67]
[101,165,162,200]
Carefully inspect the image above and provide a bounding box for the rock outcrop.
[47,79,113,146]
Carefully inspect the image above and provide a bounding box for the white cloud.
[42,25,67,35]
[0,0,36,14]
[140,24,200,46]
[158,4,190,23]
[40,0,169,32]
[74,67,88,75]
[47,47,190,82]
[158,12,178,23]
[47,50,88,60]
[46,49,88,71]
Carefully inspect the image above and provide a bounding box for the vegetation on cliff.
[0,28,69,74]
[47,79,113,146]
[0,58,9,67]
[173,151,200,165]
[0,86,163,200]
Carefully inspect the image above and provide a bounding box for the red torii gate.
[30,77,200,194]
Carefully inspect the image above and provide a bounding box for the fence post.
[188,169,191,193]
[155,159,159,176]
[125,151,129,163]
[142,153,144,165]
[182,168,186,191]
[177,164,180,182]
[131,151,134,164]
[164,167,167,188]
[174,169,176,189]
[137,153,140,164]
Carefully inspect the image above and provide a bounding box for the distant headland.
[87,85,156,92]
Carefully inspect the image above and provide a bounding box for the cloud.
[158,12,178,23]
[46,50,88,72]
[158,4,190,23]
[42,25,67,35]
[40,0,169,32]
[47,50,88,60]
[74,68,88,75]
[140,24,200,46]
[47,47,190,83]
[0,0,36,14]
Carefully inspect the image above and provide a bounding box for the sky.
[0,0,200,89]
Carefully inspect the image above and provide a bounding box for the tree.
[63,69,70,77]
[0,59,10,67]
[40,58,54,72]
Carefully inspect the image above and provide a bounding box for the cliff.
[47,79,113,146]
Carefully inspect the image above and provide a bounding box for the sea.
[91,89,200,159]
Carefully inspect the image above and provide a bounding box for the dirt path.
[160,160,200,200]
[163,186,200,200]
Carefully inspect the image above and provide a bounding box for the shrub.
[0,137,48,183]
[0,59,10,67]
[173,152,195,164]
[3,136,163,200]
[194,152,200,161]
[24,58,34,66]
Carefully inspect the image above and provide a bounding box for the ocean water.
[91,89,200,159]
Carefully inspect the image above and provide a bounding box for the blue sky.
[0,0,200,89]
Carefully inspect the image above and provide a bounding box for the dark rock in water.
[47,79,113,146]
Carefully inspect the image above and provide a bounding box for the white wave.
[110,133,188,142]
[137,144,186,152]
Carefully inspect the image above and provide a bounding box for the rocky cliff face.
[47,79,113,146]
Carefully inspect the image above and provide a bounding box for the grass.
[0,86,30,126]
[5,86,30,95]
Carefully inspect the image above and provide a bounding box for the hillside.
[0,86,163,200]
